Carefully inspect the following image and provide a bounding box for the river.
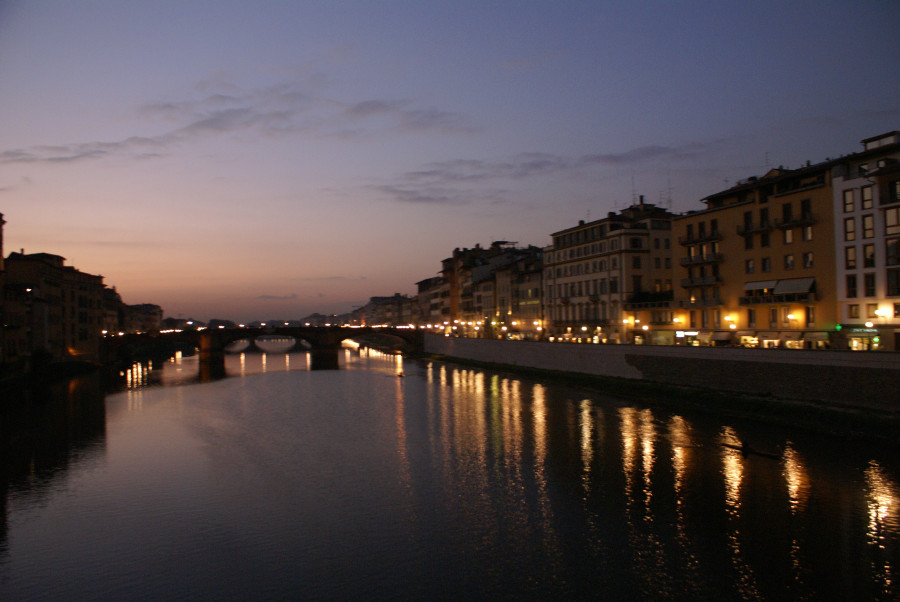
[1,344,898,600]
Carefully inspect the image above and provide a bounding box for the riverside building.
[542,198,675,343]
[672,159,838,348]
[831,131,900,351]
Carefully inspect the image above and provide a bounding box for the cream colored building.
[831,131,900,350]
[543,199,675,343]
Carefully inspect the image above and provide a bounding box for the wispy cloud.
[372,142,719,204]
[259,293,298,300]
[0,81,476,165]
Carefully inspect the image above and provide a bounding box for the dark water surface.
[2,347,898,600]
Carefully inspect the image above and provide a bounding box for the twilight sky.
[1,1,898,322]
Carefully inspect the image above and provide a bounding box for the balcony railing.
[677,298,722,308]
[738,292,816,305]
[736,222,772,235]
[774,214,816,229]
[677,231,723,246]
[680,253,724,266]
[680,276,720,288]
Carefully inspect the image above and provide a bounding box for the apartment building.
[3,251,105,363]
[543,199,675,343]
[672,160,837,348]
[438,241,539,337]
[831,131,900,350]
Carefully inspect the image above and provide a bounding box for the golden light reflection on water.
[579,400,593,492]
[782,445,809,515]
[719,426,760,599]
[864,460,899,596]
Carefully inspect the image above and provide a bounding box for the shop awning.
[743,280,778,291]
[779,331,801,341]
[712,331,733,340]
[735,331,756,337]
[774,277,816,295]
[757,331,779,340]
[802,331,830,341]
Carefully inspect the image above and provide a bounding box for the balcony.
[738,292,816,305]
[677,298,722,308]
[736,221,772,235]
[680,276,720,288]
[774,213,816,229]
[680,253,724,266]
[677,231,723,246]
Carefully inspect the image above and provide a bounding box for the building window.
[862,185,873,209]
[784,229,793,244]
[782,203,793,223]
[632,256,641,269]
[769,307,778,328]
[784,254,795,270]
[654,257,661,268]
[892,181,900,203]
[802,225,813,241]
[863,244,875,268]
[781,306,792,326]
[888,239,900,267]
[654,238,660,250]
[867,303,879,319]
[844,218,856,241]
[849,304,860,319]
[843,189,854,212]
[761,257,771,272]
[664,257,671,268]
[747,308,756,328]
[744,235,753,250]
[847,274,857,298]
[761,231,770,247]
[689,311,697,329]
[805,306,815,327]
[630,237,642,249]
[863,214,874,239]
[886,208,900,235]
[802,252,814,268]
[664,239,670,249]
[864,273,876,297]
[888,269,900,297]
[845,246,857,269]
[745,259,755,274]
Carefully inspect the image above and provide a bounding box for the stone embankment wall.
[423,334,900,413]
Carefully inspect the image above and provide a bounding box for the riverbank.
[422,334,900,443]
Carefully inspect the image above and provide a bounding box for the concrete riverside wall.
[423,334,900,413]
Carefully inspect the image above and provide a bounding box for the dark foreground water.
[1,346,898,600]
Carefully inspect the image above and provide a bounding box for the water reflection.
[2,355,899,599]
[0,374,106,555]
[865,460,899,598]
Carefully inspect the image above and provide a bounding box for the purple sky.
[1,1,898,322]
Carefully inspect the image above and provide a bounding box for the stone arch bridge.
[174,326,422,375]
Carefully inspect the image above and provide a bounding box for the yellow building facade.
[669,163,838,347]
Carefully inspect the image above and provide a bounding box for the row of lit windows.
[745,225,813,249]
[843,186,874,212]
[847,302,900,319]
[744,253,814,274]
[847,268,900,297]
[550,277,675,299]
[845,239,900,269]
